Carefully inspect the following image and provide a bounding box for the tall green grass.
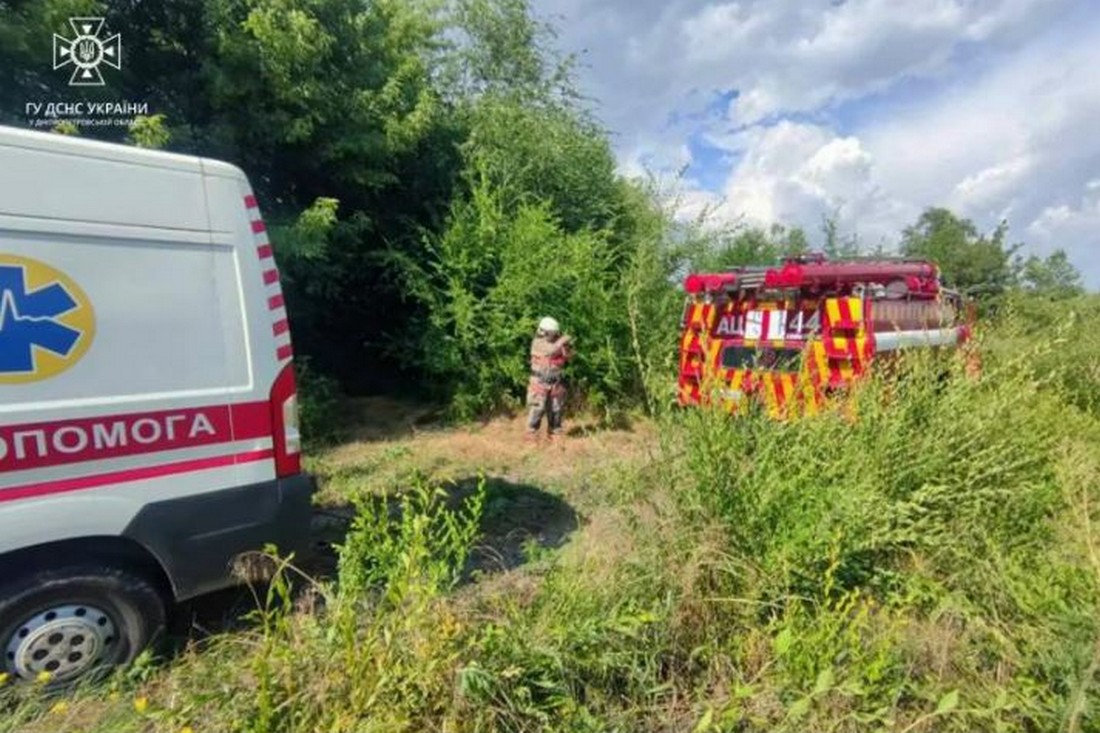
[3,297,1099,732]
[658,339,1100,731]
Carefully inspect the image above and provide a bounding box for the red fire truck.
[677,253,972,415]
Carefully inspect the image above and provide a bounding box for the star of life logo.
[0,255,95,384]
[53,17,121,87]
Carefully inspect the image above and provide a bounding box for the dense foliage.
[901,207,1084,301]
[0,0,1086,421]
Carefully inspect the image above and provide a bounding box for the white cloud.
[547,0,1069,133]
[724,123,857,223]
[952,156,1034,215]
[535,0,1100,286]
[699,121,909,248]
[859,19,1100,283]
[714,0,978,125]
[1026,186,1100,281]
[615,139,692,183]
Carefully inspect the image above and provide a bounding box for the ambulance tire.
[0,564,166,686]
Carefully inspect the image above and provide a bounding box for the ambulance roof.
[0,124,247,180]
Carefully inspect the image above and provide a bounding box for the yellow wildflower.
[36,671,51,684]
[134,696,149,714]
[50,701,69,715]
[181,727,195,733]
[0,672,9,686]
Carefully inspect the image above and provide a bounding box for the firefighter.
[526,316,572,441]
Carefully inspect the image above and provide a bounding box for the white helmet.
[538,316,560,334]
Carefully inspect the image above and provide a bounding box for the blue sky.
[533,0,1100,287]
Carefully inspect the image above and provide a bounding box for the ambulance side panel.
[0,129,309,600]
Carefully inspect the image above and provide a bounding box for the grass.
[3,294,1100,732]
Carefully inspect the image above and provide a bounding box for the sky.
[531,0,1100,287]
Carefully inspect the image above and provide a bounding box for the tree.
[0,0,108,128]
[900,208,1019,297]
[821,214,861,258]
[1017,249,1084,299]
[127,114,171,149]
[460,96,620,234]
[194,0,462,392]
[690,223,808,272]
[444,0,576,104]
[0,0,692,413]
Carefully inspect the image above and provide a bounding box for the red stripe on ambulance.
[0,450,274,504]
[0,402,271,474]
[244,194,293,366]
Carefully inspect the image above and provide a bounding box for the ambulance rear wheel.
[0,565,166,686]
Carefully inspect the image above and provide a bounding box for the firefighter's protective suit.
[526,320,571,437]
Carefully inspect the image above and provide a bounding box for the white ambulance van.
[0,125,314,683]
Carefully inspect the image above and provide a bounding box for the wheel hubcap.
[5,605,117,681]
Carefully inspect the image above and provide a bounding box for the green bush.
[660,315,1100,731]
[395,170,679,420]
[987,293,1100,417]
[295,356,345,448]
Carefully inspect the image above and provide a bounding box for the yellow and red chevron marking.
[680,327,697,354]
[678,379,700,405]
[679,295,877,416]
[822,296,874,374]
[800,340,828,411]
[693,364,800,419]
[679,306,702,376]
[758,371,798,417]
[686,301,718,331]
[679,299,708,404]
[825,297,862,329]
